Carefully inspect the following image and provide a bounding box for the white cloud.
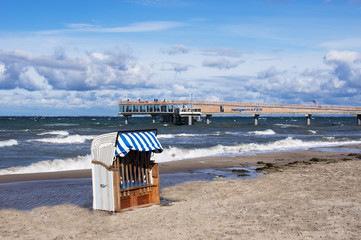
[0,63,5,81]
[162,62,191,73]
[331,78,346,88]
[163,45,190,55]
[324,50,361,65]
[173,84,187,93]
[89,52,106,60]
[19,67,52,91]
[0,48,155,91]
[324,50,361,88]
[257,66,284,79]
[202,57,242,70]
[202,48,243,58]
[43,21,186,34]
[172,63,190,73]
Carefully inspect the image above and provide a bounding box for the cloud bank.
[0,49,155,91]
[1,46,361,115]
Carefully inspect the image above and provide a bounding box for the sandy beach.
[1,146,361,239]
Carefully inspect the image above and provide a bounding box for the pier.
[118,100,361,126]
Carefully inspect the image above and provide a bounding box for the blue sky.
[0,0,361,115]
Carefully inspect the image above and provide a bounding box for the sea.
[1,115,361,210]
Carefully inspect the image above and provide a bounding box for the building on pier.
[118,100,201,125]
[118,100,361,126]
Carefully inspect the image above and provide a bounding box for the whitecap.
[37,130,70,136]
[274,123,299,128]
[323,136,336,141]
[3,137,360,174]
[158,133,204,139]
[28,134,95,144]
[153,137,361,163]
[0,155,92,175]
[248,129,276,135]
[157,134,175,139]
[0,139,18,148]
[45,123,79,127]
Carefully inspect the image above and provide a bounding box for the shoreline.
[1,145,360,184]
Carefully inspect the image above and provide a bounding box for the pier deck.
[118,100,361,125]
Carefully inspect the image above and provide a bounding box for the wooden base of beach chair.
[113,161,160,212]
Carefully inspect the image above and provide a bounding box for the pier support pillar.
[254,114,259,126]
[152,115,156,124]
[188,116,193,125]
[306,114,312,126]
[357,114,361,126]
[206,115,212,125]
[124,115,129,125]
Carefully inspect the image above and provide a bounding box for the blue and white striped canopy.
[114,131,163,157]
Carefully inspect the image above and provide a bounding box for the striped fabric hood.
[114,131,163,157]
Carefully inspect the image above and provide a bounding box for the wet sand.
[1,146,361,239]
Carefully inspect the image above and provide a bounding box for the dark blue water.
[0,116,360,174]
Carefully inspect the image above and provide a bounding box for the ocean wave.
[158,133,206,139]
[274,123,299,128]
[157,134,175,139]
[29,134,95,144]
[248,129,276,135]
[0,155,92,175]
[307,130,317,134]
[0,139,18,148]
[153,137,361,163]
[2,137,360,175]
[157,132,234,139]
[37,130,70,136]
[45,123,79,127]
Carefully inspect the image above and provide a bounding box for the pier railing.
[118,100,361,112]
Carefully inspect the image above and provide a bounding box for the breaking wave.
[37,131,70,136]
[153,137,361,163]
[0,155,92,175]
[0,139,18,148]
[28,134,95,144]
[157,131,235,139]
[158,133,208,139]
[45,123,79,127]
[248,129,276,135]
[274,123,299,128]
[2,137,361,175]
